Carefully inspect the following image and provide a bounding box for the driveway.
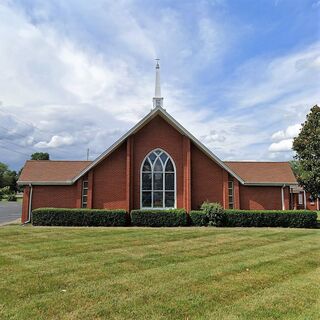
[0,202,22,224]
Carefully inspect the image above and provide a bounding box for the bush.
[189,210,208,226]
[0,186,10,196]
[130,209,187,227]
[200,201,225,226]
[6,194,17,202]
[0,194,2,201]
[224,210,317,228]
[32,208,128,226]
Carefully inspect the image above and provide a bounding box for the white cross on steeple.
[153,59,163,108]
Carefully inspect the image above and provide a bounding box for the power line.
[0,143,30,157]
[0,138,36,154]
[0,124,33,140]
[0,109,55,136]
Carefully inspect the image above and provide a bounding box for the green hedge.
[130,209,187,227]
[224,210,317,228]
[32,208,128,226]
[189,209,317,228]
[189,210,208,226]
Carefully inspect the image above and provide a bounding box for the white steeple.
[153,59,163,108]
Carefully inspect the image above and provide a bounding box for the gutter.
[281,184,286,210]
[23,184,33,224]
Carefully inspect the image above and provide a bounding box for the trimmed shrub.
[32,208,128,226]
[130,209,187,227]
[224,210,317,228]
[189,210,208,226]
[7,194,17,202]
[200,201,225,226]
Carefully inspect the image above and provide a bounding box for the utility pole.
[86,148,89,160]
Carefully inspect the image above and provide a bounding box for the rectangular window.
[310,196,315,205]
[298,193,303,205]
[82,179,88,208]
[228,179,234,209]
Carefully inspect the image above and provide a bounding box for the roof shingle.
[224,161,297,184]
[18,160,92,184]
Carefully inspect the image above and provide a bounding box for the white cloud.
[269,139,293,152]
[35,135,75,148]
[0,0,318,169]
[228,43,320,109]
[268,123,301,154]
[271,123,301,141]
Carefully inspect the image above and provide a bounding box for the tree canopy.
[292,105,320,197]
[31,152,50,160]
[0,162,18,192]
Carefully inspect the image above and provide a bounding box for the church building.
[18,62,305,224]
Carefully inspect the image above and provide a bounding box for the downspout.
[281,185,286,210]
[23,184,33,224]
[303,190,307,210]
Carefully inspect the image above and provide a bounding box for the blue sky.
[0,0,319,170]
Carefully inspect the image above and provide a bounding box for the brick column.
[183,136,191,212]
[233,178,240,209]
[87,171,94,209]
[222,171,229,209]
[284,187,290,210]
[21,186,30,223]
[126,136,133,213]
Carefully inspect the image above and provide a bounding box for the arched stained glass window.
[141,149,176,208]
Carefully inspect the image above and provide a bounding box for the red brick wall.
[31,184,78,209]
[239,185,290,210]
[132,115,185,209]
[92,142,127,210]
[191,143,225,209]
[22,113,304,219]
[305,192,320,210]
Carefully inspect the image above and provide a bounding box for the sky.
[0,0,319,170]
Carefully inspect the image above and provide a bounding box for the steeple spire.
[153,59,163,108]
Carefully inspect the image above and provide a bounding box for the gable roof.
[17,107,298,186]
[72,106,246,184]
[224,161,298,186]
[18,160,92,185]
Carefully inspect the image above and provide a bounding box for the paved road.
[0,202,22,224]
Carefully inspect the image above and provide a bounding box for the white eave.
[243,182,299,186]
[17,180,73,186]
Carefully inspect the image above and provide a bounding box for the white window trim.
[140,148,177,209]
[298,193,303,205]
[81,179,88,208]
[228,180,234,209]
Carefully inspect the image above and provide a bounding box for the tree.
[292,105,320,197]
[31,152,50,160]
[0,162,18,191]
[289,160,303,178]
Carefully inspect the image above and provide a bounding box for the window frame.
[81,179,89,208]
[309,195,315,205]
[140,148,177,209]
[298,193,303,205]
[228,180,234,209]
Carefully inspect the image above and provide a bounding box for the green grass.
[0,226,319,320]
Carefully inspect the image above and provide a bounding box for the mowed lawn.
[0,226,319,320]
